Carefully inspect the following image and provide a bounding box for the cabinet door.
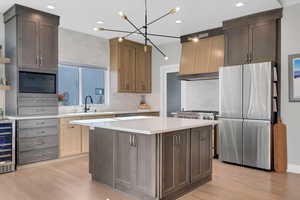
[18,16,39,68]
[60,124,82,157]
[162,132,176,196]
[224,26,249,66]
[118,44,136,92]
[162,130,189,197]
[133,134,156,198]
[180,42,196,75]
[249,21,277,63]
[194,37,210,74]
[174,130,190,190]
[208,35,225,73]
[191,127,212,184]
[115,133,134,191]
[135,46,152,93]
[39,23,58,69]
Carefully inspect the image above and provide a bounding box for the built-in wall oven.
[19,71,56,94]
[18,71,58,116]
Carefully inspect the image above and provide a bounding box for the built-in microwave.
[19,71,56,94]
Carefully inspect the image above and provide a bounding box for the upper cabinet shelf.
[0,58,11,64]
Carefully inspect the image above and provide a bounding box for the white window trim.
[58,64,109,109]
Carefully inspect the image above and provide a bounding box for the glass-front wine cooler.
[0,120,15,173]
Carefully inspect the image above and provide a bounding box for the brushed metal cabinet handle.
[129,135,132,146]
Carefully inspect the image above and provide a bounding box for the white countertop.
[6,109,159,120]
[71,116,217,135]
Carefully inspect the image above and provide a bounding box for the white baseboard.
[287,164,300,174]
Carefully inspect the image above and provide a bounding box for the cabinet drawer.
[18,106,58,116]
[18,147,58,165]
[18,97,58,107]
[18,127,58,138]
[18,119,58,129]
[19,135,58,152]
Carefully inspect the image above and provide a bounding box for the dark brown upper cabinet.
[4,4,59,71]
[224,25,249,65]
[223,8,282,66]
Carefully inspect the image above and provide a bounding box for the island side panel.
[115,132,157,200]
[91,128,115,187]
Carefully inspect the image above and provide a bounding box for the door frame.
[160,64,180,117]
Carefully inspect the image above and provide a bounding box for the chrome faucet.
[84,95,93,113]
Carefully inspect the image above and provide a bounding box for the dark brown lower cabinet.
[90,126,212,200]
[162,130,190,197]
[191,127,212,184]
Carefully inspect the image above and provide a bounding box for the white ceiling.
[0,0,282,44]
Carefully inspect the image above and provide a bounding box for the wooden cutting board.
[273,117,287,173]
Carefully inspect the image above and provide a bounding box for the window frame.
[58,62,109,107]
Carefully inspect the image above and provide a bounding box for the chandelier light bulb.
[169,7,180,14]
[118,37,124,42]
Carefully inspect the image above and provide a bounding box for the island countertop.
[71,116,217,134]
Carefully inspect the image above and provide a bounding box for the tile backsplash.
[181,79,219,112]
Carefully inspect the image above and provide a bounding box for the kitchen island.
[72,116,217,200]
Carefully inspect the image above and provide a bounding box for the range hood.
[178,72,219,81]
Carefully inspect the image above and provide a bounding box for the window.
[58,64,106,106]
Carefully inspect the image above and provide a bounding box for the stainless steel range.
[173,111,216,120]
[172,110,218,158]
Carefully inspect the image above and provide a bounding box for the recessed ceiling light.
[175,20,182,24]
[47,5,55,10]
[235,2,244,7]
[97,20,104,24]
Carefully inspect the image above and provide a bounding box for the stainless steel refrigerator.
[219,62,275,170]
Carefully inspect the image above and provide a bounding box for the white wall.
[147,42,182,109]
[0,15,5,110]
[58,28,143,113]
[281,3,300,168]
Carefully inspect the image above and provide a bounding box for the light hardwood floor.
[0,157,300,200]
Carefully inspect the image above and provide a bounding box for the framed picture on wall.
[289,54,300,102]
